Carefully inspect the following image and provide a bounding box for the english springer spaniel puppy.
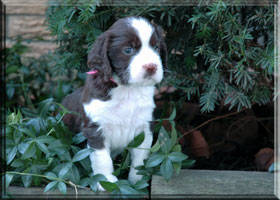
[62,16,167,191]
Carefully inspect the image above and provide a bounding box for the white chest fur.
[83,85,155,153]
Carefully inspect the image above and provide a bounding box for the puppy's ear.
[155,25,168,68]
[87,32,112,82]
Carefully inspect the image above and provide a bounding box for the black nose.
[143,63,157,76]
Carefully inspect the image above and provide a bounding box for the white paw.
[97,183,106,192]
[128,168,142,185]
[106,174,118,183]
[97,174,118,192]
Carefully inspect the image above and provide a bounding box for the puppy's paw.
[128,168,142,185]
[97,174,118,192]
[106,174,118,183]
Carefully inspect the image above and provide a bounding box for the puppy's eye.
[153,44,159,51]
[122,47,135,55]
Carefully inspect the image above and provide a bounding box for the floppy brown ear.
[155,25,168,68]
[87,32,112,82]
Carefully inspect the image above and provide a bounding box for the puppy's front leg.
[83,126,118,191]
[128,127,153,184]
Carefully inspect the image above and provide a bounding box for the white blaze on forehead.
[127,17,163,86]
[129,17,154,44]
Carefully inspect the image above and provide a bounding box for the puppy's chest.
[83,86,155,149]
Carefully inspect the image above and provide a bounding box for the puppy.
[62,16,167,191]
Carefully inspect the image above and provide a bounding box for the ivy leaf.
[7,86,15,99]
[80,177,90,187]
[182,159,196,168]
[58,182,67,194]
[99,181,119,192]
[22,173,32,188]
[169,106,176,121]
[21,142,36,159]
[168,152,188,162]
[127,132,145,148]
[4,174,14,189]
[69,165,80,184]
[44,181,58,193]
[158,127,172,154]
[37,135,56,144]
[19,127,36,139]
[150,139,161,153]
[72,132,86,144]
[170,121,177,147]
[119,185,141,195]
[7,146,17,164]
[89,174,107,192]
[44,172,58,181]
[18,143,29,154]
[58,162,73,179]
[160,158,173,181]
[145,153,165,168]
[72,148,93,162]
[172,144,182,153]
[38,98,53,117]
[134,180,149,190]
[173,162,182,176]
[11,159,24,168]
[35,140,49,155]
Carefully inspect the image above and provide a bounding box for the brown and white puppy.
[62,16,167,191]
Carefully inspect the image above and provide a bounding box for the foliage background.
[3,0,276,196]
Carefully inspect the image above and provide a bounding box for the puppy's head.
[87,16,167,86]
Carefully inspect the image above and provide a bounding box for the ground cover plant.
[3,0,276,197]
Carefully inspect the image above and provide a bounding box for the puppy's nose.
[143,63,157,76]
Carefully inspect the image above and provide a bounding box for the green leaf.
[18,143,29,154]
[145,153,165,168]
[44,172,58,181]
[5,174,14,189]
[7,146,17,164]
[119,185,141,195]
[21,108,38,118]
[37,135,56,144]
[35,140,49,155]
[170,121,177,147]
[58,182,67,194]
[78,156,91,172]
[134,180,149,190]
[38,98,54,117]
[22,173,32,188]
[7,87,15,100]
[182,159,196,168]
[128,132,145,148]
[169,106,176,121]
[48,139,69,155]
[21,142,36,159]
[121,151,131,170]
[11,159,24,168]
[160,158,173,181]
[89,174,107,192]
[99,181,118,192]
[58,162,72,179]
[72,132,86,144]
[168,152,188,162]
[172,144,182,152]
[158,127,172,154]
[44,181,58,193]
[69,165,80,184]
[72,148,93,162]
[19,127,36,139]
[150,140,161,153]
[80,178,90,187]
[6,65,19,74]
[173,162,182,176]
